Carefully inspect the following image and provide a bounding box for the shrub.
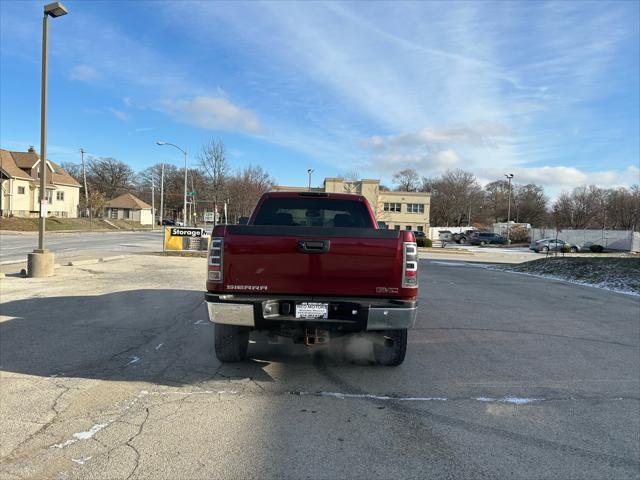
[560,245,571,254]
[508,225,530,244]
[416,237,432,248]
[590,244,604,253]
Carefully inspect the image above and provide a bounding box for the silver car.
[530,238,579,253]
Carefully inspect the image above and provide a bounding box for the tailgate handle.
[298,240,330,253]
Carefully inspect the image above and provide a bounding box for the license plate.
[295,302,328,319]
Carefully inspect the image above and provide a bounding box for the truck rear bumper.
[205,293,417,330]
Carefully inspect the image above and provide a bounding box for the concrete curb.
[0,228,157,235]
[65,255,128,266]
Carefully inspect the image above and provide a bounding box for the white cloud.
[481,165,640,190]
[109,108,130,122]
[362,123,512,150]
[68,64,99,82]
[163,96,263,135]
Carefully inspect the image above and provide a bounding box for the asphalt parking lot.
[1,255,638,479]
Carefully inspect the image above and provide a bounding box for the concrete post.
[28,250,54,277]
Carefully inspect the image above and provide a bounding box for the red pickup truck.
[205,191,419,365]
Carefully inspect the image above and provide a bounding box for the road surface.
[0,230,164,263]
[1,256,638,479]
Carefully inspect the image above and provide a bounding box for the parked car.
[412,230,426,238]
[452,229,476,244]
[530,238,579,253]
[160,219,175,226]
[205,191,419,366]
[469,232,507,246]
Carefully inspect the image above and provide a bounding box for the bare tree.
[421,169,483,226]
[86,157,134,199]
[392,168,419,191]
[227,165,276,221]
[199,138,229,203]
[513,183,548,226]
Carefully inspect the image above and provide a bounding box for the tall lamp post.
[307,169,314,191]
[156,141,188,226]
[504,173,514,244]
[28,2,68,278]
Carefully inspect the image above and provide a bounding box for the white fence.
[530,228,639,252]
[424,226,473,240]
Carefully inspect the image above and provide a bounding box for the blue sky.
[1,0,638,195]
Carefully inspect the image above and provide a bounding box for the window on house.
[394,225,400,230]
[110,210,118,219]
[56,191,64,201]
[17,186,25,194]
[124,209,130,219]
[417,225,424,232]
[46,190,53,203]
[383,202,401,212]
[407,203,425,213]
[405,225,412,231]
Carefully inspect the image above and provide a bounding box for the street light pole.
[307,169,314,191]
[28,2,68,278]
[504,173,514,244]
[156,141,188,226]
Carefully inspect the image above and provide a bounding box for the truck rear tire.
[373,329,407,366]
[214,324,250,362]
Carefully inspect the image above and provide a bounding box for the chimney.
[28,146,36,153]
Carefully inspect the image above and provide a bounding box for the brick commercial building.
[0,147,81,218]
[274,177,430,232]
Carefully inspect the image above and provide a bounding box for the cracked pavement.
[1,255,639,479]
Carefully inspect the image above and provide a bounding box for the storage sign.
[170,227,203,237]
[164,227,210,252]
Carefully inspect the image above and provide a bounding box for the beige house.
[0,147,81,218]
[104,193,153,225]
[274,177,431,232]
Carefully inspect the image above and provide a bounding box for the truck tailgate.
[222,226,404,298]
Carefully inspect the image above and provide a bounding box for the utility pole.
[151,175,155,231]
[80,148,90,226]
[504,173,514,244]
[159,162,164,225]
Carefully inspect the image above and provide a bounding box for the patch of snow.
[492,267,640,297]
[142,390,238,396]
[71,456,92,465]
[472,396,540,404]
[155,343,164,350]
[50,423,110,449]
[295,392,540,404]
[296,392,447,401]
[126,356,140,365]
[430,261,470,267]
[73,423,109,440]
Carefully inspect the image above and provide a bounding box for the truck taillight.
[208,237,223,282]
[402,242,418,288]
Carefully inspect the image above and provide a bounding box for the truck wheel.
[373,329,407,366]
[214,324,250,362]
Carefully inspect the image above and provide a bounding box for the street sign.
[39,199,48,218]
[187,191,196,196]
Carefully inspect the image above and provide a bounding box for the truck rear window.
[254,197,374,228]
